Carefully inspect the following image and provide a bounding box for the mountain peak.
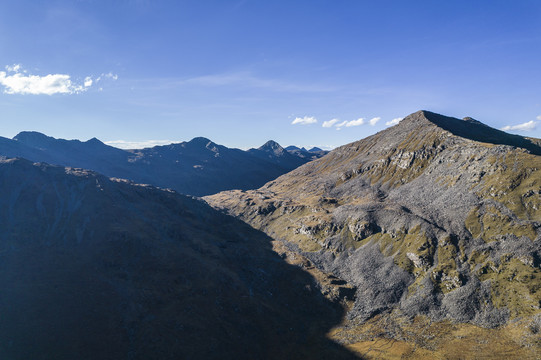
[257,140,287,158]
[13,131,51,142]
[259,140,283,151]
[85,137,104,145]
[398,110,541,155]
[13,131,56,149]
[187,137,214,147]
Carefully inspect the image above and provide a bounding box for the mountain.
[13,130,137,177]
[3,133,322,196]
[125,137,296,196]
[206,110,541,358]
[283,144,329,162]
[0,157,357,360]
[0,134,58,164]
[248,140,306,170]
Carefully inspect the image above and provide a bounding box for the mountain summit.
[207,110,541,357]
[14,131,107,149]
[401,110,541,155]
[13,131,54,147]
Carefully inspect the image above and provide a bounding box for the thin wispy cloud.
[501,120,538,132]
[105,139,179,149]
[0,64,118,95]
[537,115,541,121]
[369,117,381,126]
[292,116,317,125]
[385,117,403,126]
[5,64,22,72]
[322,118,339,128]
[182,71,335,93]
[96,72,118,81]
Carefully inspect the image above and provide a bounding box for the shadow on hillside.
[0,164,360,360]
[423,111,541,156]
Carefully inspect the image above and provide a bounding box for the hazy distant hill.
[2,132,325,196]
[0,158,356,360]
[283,145,328,161]
[207,110,541,357]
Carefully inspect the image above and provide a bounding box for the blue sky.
[1,0,541,149]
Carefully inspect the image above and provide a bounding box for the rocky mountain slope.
[5,132,325,196]
[0,157,357,360]
[206,110,541,358]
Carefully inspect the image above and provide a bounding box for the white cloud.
[335,120,348,130]
[105,139,179,149]
[345,118,364,127]
[501,120,538,132]
[334,118,364,130]
[385,117,403,126]
[0,65,118,95]
[369,117,381,126]
[537,115,541,121]
[5,64,21,72]
[322,116,373,130]
[322,118,339,128]
[0,72,84,95]
[95,72,119,82]
[292,116,317,125]
[0,64,90,95]
[102,72,118,81]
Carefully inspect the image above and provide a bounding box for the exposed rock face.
[3,133,325,196]
[0,158,357,360]
[206,111,541,338]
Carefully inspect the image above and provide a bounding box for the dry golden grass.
[329,314,541,359]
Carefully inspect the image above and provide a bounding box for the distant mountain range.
[0,132,327,196]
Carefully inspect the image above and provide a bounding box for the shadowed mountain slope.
[4,133,324,196]
[206,110,541,358]
[0,157,357,360]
